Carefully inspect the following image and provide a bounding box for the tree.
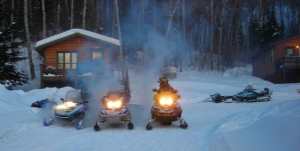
[24,0,35,80]
[41,0,47,38]
[56,0,61,31]
[70,0,74,28]
[0,22,27,87]
[253,10,283,45]
[82,0,87,29]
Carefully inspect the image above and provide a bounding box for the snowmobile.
[94,90,134,131]
[210,85,272,103]
[146,77,188,130]
[43,90,88,129]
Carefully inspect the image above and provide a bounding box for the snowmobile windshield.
[65,89,83,103]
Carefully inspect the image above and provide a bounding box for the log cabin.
[253,35,300,83]
[35,29,121,88]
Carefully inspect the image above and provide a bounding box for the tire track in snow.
[198,100,300,151]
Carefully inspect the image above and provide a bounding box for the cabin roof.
[35,29,120,50]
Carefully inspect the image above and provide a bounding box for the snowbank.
[0,84,76,114]
[223,65,252,77]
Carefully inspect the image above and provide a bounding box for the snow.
[35,29,120,48]
[42,74,63,77]
[79,72,94,77]
[223,65,252,77]
[0,71,300,151]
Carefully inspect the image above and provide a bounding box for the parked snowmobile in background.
[43,90,88,129]
[161,66,177,79]
[94,90,134,131]
[146,77,188,130]
[210,85,272,103]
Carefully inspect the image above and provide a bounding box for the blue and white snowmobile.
[94,90,134,131]
[43,90,88,129]
[210,85,272,103]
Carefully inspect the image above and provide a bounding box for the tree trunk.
[70,0,74,28]
[41,0,46,38]
[180,0,186,71]
[56,0,61,31]
[10,0,15,23]
[114,0,130,95]
[10,0,15,43]
[166,0,180,37]
[82,0,87,29]
[24,0,35,80]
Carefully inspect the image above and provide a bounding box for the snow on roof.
[35,29,120,49]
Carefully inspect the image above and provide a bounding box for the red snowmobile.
[146,77,188,130]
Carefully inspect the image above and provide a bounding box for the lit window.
[92,51,102,60]
[57,52,78,70]
[286,48,294,57]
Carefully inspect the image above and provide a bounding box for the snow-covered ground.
[0,71,300,151]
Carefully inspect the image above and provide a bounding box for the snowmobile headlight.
[159,96,175,107]
[106,99,123,110]
[55,101,77,111]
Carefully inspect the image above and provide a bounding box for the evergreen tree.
[0,22,27,88]
[253,10,283,46]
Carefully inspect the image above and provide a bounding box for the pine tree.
[0,22,28,88]
[253,10,283,45]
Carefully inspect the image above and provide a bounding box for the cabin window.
[57,52,78,70]
[285,48,294,57]
[92,51,102,60]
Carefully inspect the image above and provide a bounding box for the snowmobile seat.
[31,99,49,108]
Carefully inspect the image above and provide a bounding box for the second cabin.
[253,35,300,83]
[36,29,121,88]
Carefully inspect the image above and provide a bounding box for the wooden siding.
[273,36,300,60]
[253,36,300,83]
[41,35,118,68]
[39,35,120,88]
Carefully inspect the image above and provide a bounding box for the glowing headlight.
[55,101,77,111]
[159,96,175,106]
[106,99,123,110]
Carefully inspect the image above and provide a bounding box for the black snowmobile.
[210,85,272,103]
[146,77,188,130]
[94,90,134,131]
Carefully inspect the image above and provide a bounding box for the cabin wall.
[254,36,300,83]
[42,36,116,68]
[274,37,300,60]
